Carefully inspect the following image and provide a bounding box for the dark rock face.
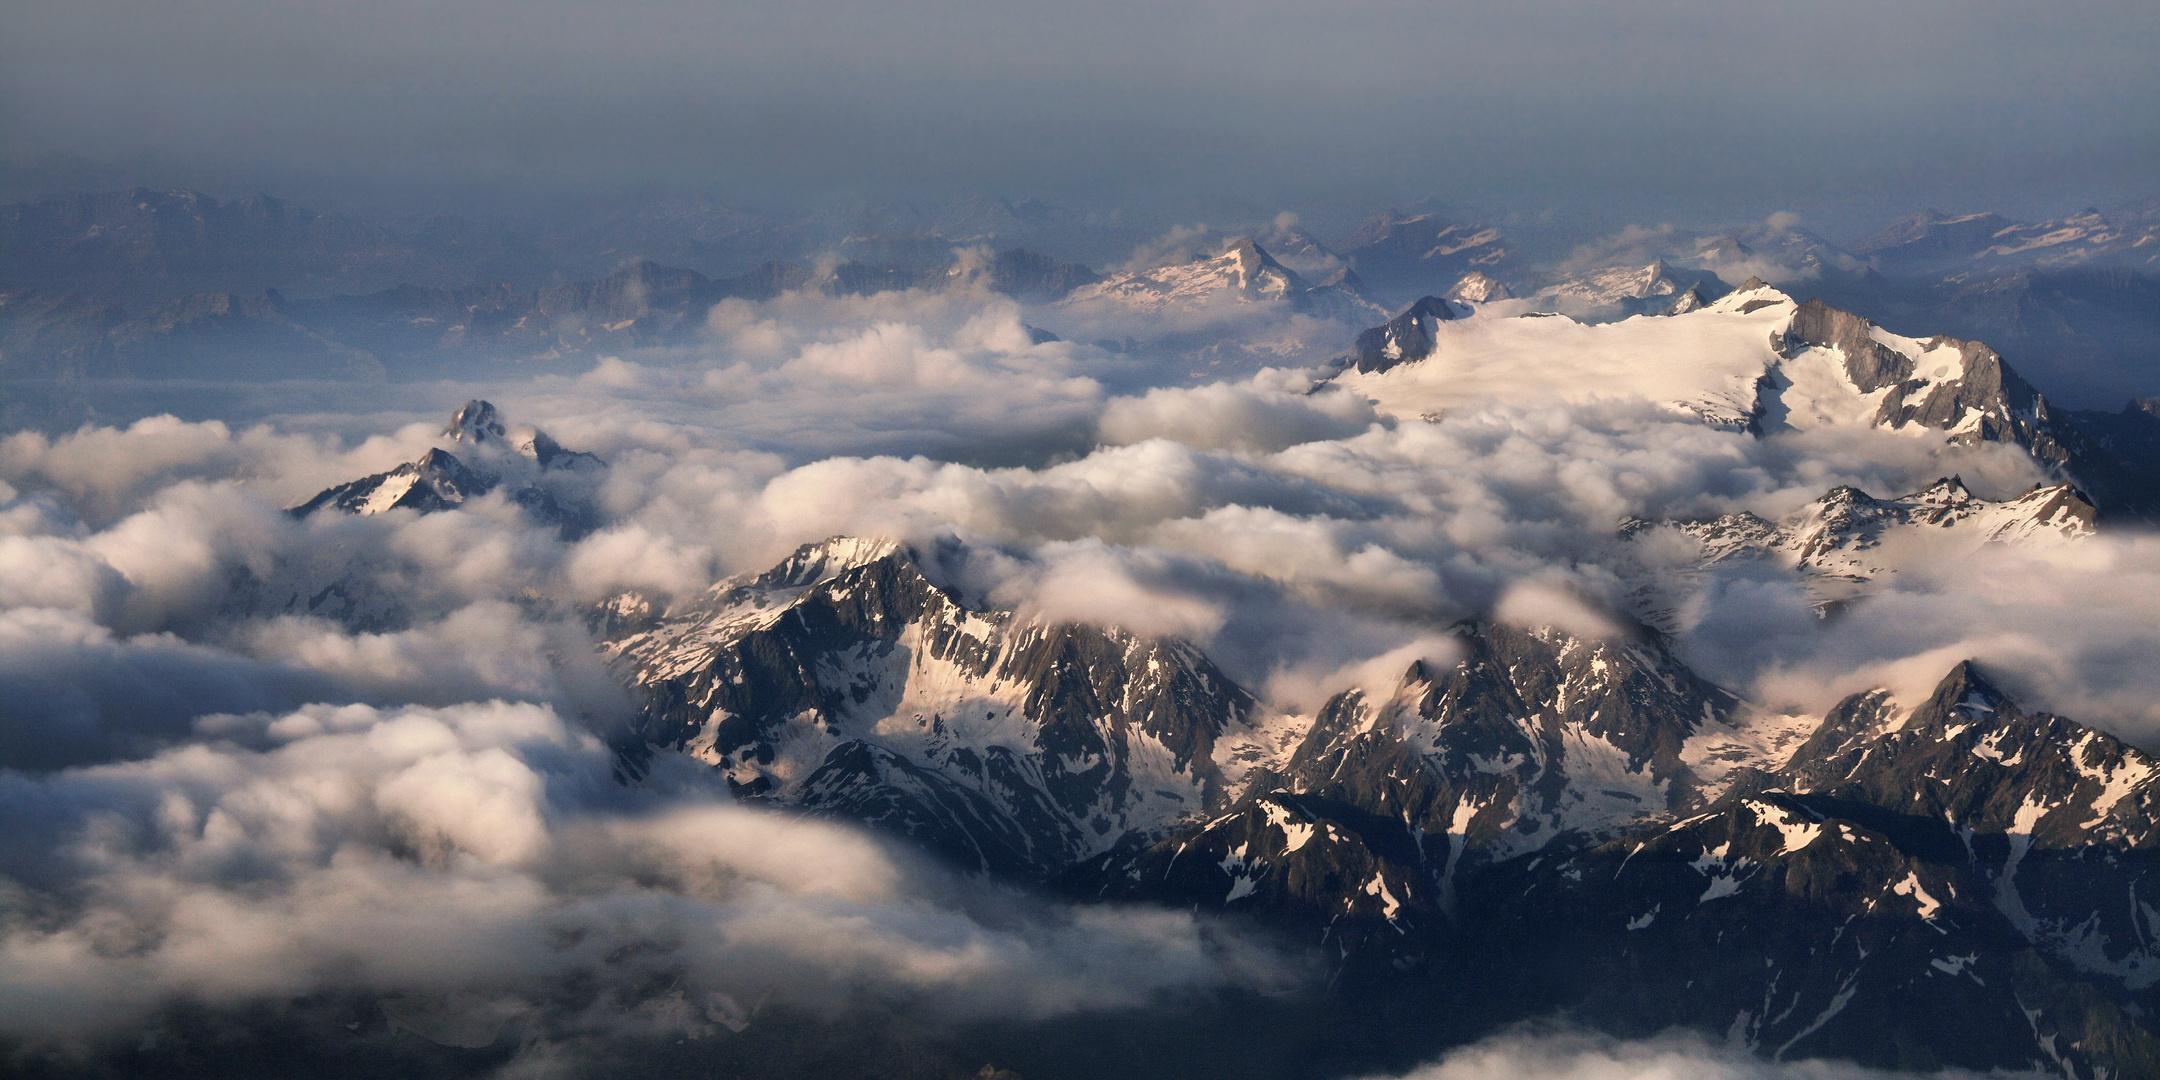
[444,399,506,444]
[1460,662,2160,1075]
[1074,644,2160,1074]
[1348,296,1460,374]
[1783,298,1916,393]
[1780,298,2160,520]
[1073,622,1741,949]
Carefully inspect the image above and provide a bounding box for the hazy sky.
[4,0,2158,228]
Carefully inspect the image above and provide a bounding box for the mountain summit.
[292,400,606,537]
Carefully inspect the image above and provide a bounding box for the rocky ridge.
[599,537,1301,875]
[1334,210,1509,303]
[1616,476,2098,629]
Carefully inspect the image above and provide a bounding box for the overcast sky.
[3,0,2157,230]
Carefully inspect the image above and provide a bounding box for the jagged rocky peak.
[1789,474,2089,552]
[1781,298,1919,392]
[1781,299,2047,427]
[1693,235,1753,261]
[1072,614,1763,963]
[1309,621,1718,822]
[1347,294,1462,374]
[439,398,597,467]
[1466,654,2160,1075]
[1068,623,2160,1073]
[290,400,606,537]
[747,535,905,592]
[603,535,1289,876]
[289,445,492,518]
[1218,237,1302,295]
[1776,297,2085,453]
[1783,658,2160,850]
[1661,279,1722,315]
[1762,298,2160,521]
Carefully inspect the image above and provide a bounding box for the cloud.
[0,415,442,524]
[1122,223,1221,271]
[0,606,324,770]
[1263,632,1467,713]
[0,699,1306,1050]
[0,307,2114,756]
[1686,531,2160,744]
[1494,576,1626,641]
[1099,378,1381,454]
[1363,1026,1986,1080]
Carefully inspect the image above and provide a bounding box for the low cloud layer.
[0,283,2135,734]
[0,698,1301,1059]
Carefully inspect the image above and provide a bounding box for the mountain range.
[572,527,2160,1076]
[219,251,2160,1075]
[6,189,2158,410]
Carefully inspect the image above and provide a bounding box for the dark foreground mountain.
[589,534,2160,1076]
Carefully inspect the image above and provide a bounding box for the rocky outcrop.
[1347,295,1460,373]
